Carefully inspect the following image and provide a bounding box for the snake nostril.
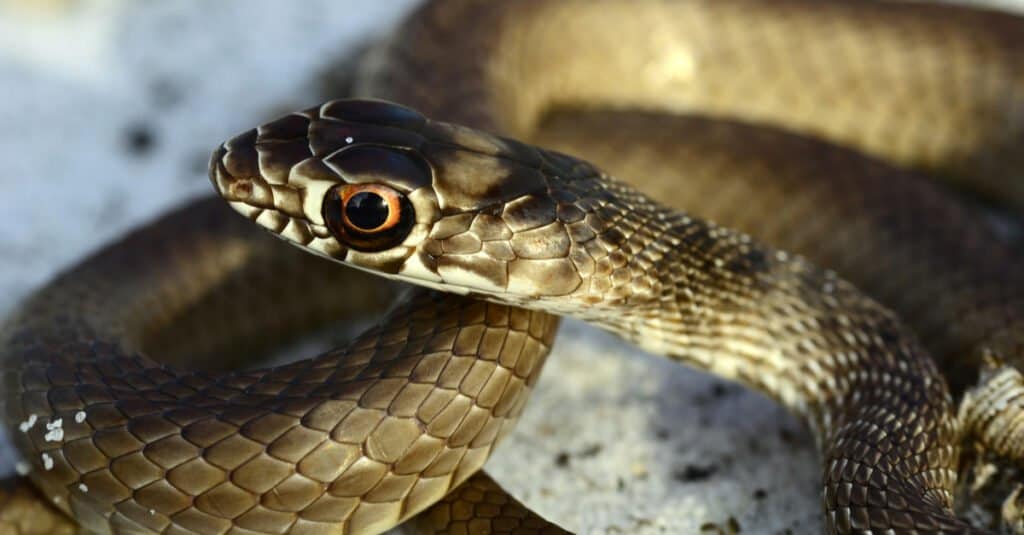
[227,179,253,200]
[208,145,254,202]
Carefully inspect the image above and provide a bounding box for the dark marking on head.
[420,120,544,168]
[256,139,314,185]
[422,143,548,212]
[221,138,259,180]
[308,120,424,158]
[320,99,426,130]
[323,145,433,191]
[501,195,557,233]
[257,113,311,142]
[225,128,258,152]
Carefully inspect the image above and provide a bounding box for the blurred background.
[0,1,1021,533]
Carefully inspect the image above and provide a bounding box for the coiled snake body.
[3,1,1024,533]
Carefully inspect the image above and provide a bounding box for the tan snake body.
[4,0,1024,534]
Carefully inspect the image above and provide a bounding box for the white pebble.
[41,453,54,471]
[74,411,87,423]
[78,483,89,493]
[44,418,64,442]
[19,414,37,433]
[345,136,354,144]
[15,462,30,476]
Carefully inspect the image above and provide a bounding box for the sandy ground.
[0,1,1021,533]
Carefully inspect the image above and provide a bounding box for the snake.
[3,0,1024,533]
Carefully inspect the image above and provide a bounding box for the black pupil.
[345,192,389,230]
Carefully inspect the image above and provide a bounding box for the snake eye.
[344,191,391,231]
[324,183,414,251]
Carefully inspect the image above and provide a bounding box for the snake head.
[209,99,442,276]
[210,98,598,299]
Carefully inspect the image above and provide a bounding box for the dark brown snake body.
[3,1,1024,534]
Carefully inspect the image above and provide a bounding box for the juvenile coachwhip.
[3,0,1024,533]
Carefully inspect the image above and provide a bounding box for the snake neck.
[536,174,953,437]
[552,177,966,517]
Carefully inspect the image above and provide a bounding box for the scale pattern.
[1,200,558,534]
[5,0,1024,533]
[212,100,973,533]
